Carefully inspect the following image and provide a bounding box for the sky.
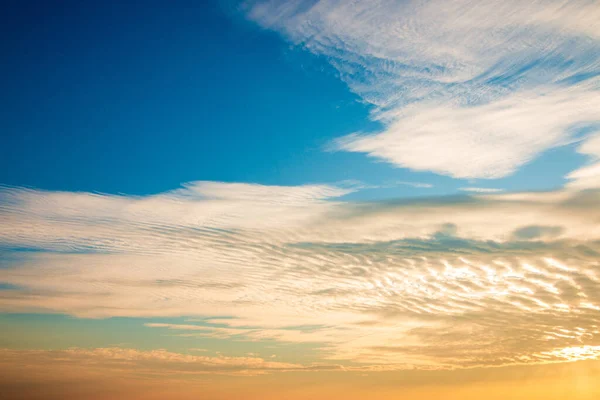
[1,1,600,399]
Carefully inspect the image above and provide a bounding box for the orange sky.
[2,348,599,400]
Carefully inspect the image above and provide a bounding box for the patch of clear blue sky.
[0,0,582,199]
[0,313,325,363]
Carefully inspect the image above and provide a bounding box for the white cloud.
[460,187,503,193]
[335,87,600,178]
[396,181,433,189]
[566,133,600,189]
[2,182,600,368]
[245,0,600,178]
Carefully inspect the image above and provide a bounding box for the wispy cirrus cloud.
[396,181,433,189]
[0,347,333,377]
[460,187,503,193]
[244,0,600,179]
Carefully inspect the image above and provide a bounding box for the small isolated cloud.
[396,181,434,189]
[246,0,600,179]
[512,225,564,240]
[460,187,503,193]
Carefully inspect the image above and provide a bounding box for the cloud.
[396,181,434,189]
[460,187,503,193]
[0,347,327,376]
[539,345,600,363]
[512,225,564,240]
[2,181,600,369]
[334,87,600,178]
[245,0,600,178]
[566,132,600,189]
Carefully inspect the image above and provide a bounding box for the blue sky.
[1,0,387,196]
[3,0,592,200]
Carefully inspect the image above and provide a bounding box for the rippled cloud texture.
[2,181,600,369]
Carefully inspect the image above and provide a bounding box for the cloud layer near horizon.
[2,181,600,369]
[245,0,600,179]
